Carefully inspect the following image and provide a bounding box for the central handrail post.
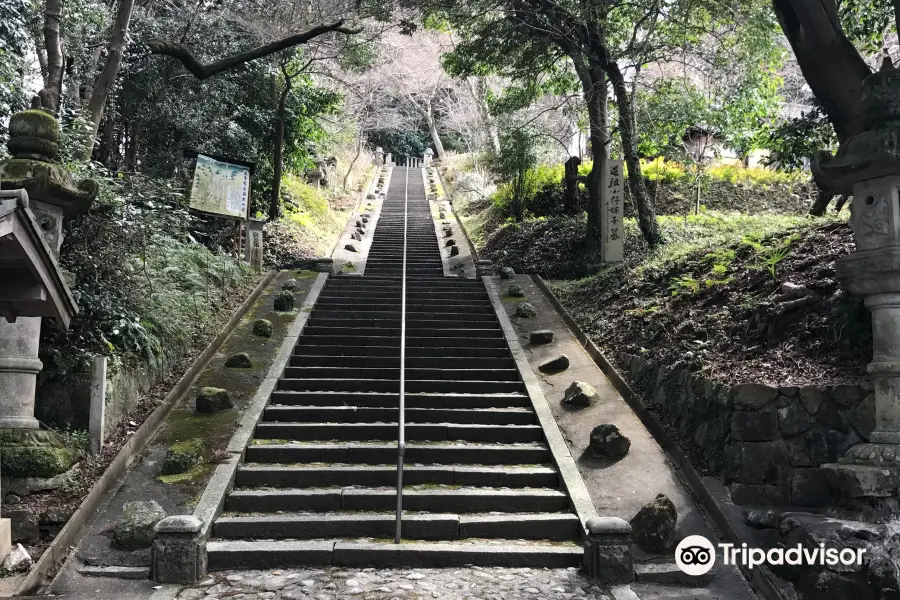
[395,166,409,544]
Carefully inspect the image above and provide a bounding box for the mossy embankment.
[449,160,865,386]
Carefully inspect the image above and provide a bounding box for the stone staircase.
[206,167,584,569]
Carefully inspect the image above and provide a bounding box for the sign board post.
[601,159,625,262]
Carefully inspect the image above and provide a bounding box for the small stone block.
[273,290,294,311]
[500,267,515,279]
[281,278,298,291]
[115,501,167,549]
[252,319,273,337]
[507,284,524,297]
[445,239,457,247]
[224,352,253,368]
[563,381,599,408]
[154,515,203,534]
[539,354,570,373]
[529,330,553,344]
[345,244,358,252]
[586,516,632,536]
[449,246,460,256]
[152,516,206,584]
[516,302,537,318]
[196,387,232,414]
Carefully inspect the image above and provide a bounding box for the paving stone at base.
[177,566,612,599]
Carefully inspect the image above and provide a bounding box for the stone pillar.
[0,318,42,430]
[385,153,392,166]
[818,61,900,506]
[583,517,633,583]
[244,219,265,273]
[152,515,206,584]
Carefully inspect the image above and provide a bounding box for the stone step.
[268,391,531,409]
[276,378,524,394]
[262,406,534,425]
[206,540,583,570]
[214,512,580,541]
[310,311,498,321]
[325,281,485,290]
[234,464,558,488]
[291,345,510,358]
[301,327,503,339]
[288,355,515,369]
[253,422,544,443]
[294,336,508,349]
[281,366,518,381]
[314,298,493,309]
[310,305,496,315]
[244,442,551,465]
[307,318,500,330]
[225,487,570,513]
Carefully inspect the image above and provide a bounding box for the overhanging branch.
[147,20,362,80]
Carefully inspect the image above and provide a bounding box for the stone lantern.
[374,147,384,166]
[424,147,434,167]
[816,60,900,508]
[0,97,97,481]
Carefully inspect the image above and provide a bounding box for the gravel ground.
[176,567,612,600]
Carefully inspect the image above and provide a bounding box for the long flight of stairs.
[207,167,584,569]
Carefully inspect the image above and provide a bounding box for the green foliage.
[839,0,894,53]
[39,163,255,383]
[742,232,800,280]
[763,106,837,172]
[495,127,539,221]
[0,0,29,142]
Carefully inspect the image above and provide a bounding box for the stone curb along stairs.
[151,168,632,583]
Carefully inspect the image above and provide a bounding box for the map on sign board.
[189,154,250,219]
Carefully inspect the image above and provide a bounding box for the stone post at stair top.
[424,147,434,167]
[815,59,900,506]
[374,147,384,166]
[0,97,97,432]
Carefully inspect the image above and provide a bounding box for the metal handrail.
[395,165,409,543]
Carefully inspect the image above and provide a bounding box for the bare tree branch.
[147,20,362,79]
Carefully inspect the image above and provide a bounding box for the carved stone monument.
[244,218,264,273]
[815,60,900,509]
[0,97,98,490]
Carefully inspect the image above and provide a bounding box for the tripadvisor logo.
[675,535,866,576]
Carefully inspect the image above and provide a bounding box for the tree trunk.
[40,0,65,113]
[810,189,833,216]
[607,64,662,247]
[125,120,140,171]
[79,0,136,161]
[563,156,581,215]
[772,0,870,142]
[424,107,446,160]
[343,136,363,190]
[270,77,292,221]
[576,64,609,249]
[466,77,501,159]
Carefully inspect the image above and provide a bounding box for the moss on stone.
[156,407,237,448]
[162,438,205,475]
[2,445,79,478]
[158,463,211,485]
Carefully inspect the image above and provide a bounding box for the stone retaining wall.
[616,352,874,507]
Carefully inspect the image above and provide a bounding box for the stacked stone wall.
[617,352,874,506]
